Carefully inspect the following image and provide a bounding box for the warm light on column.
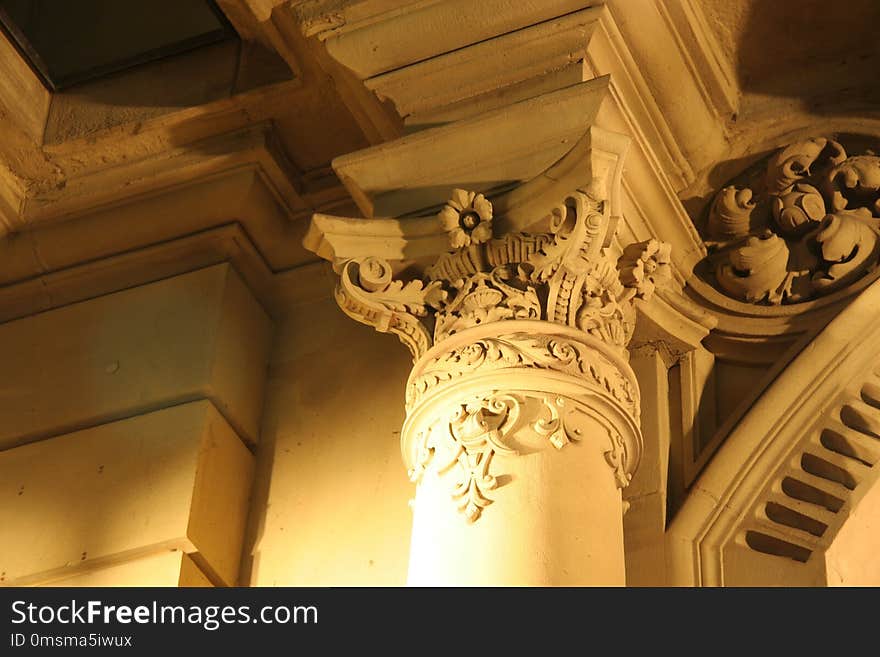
[317,187,671,586]
[402,321,642,585]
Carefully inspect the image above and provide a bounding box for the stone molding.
[667,273,880,586]
[405,325,639,419]
[293,0,735,181]
[295,1,720,286]
[303,78,630,265]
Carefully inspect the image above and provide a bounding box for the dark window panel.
[0,0,234,90]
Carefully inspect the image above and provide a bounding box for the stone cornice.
[295,0,593,78]
[330,76,614,220]
[0,0,397,246]
[25,124,306,226]
[303,78,634,272]
[0,141,353,310]
[364,8,603,123]
[294,0,736,186]
[294,1,712,289]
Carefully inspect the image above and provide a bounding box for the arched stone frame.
[663,120,880,587]
[668,264,880,586]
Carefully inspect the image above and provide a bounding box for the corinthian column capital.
[332,185,670,521]
[332,188,670,363]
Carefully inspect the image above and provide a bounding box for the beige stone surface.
[244,295,414,586]
[668,274,880,586]
[625,350,670,586]
[407,401,628,586]
[40,552,212,588]
[0,224,276,326]
[826,478,880,586]
[0,263,271,449]
[0,401,253,586]
[0,0,878,589]
[701,0,880,122]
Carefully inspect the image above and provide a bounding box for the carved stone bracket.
[699,136,880,306]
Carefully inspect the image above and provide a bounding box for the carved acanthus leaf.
[528,193,607,326]
[433,266,540,342]
[701,136,880,305]
[715,233,794,304]
[618,240,673,302]
[825,155,880,213]
[333,188,672,358]
[707,186,756,241]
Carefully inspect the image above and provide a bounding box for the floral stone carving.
[337,188,672,362]
[330,187,669,521]
[406,392,632,522]
[700,136,880,305]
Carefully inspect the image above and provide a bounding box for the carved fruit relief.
[700,136,880,305]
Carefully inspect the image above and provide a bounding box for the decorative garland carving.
[407,394,521,522]
[405,332,638,417]
[407,392,628,522]
[700,136,880,305]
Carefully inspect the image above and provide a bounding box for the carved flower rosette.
[700,136,880,305]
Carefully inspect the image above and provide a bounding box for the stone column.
[403,321,639,585]
[323,188,672,585]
